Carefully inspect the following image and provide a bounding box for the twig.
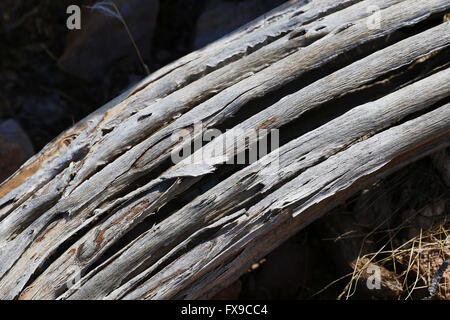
[424,259,450,300]
[86,0,150,76]
[5,7,39,32]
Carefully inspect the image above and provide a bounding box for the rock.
[194,0,286,49]
[239,232,311,299]
[353,185,393,229]
[18,94,74,150]
[431,148,450,187]
[58,0,159,81]
[316,209,378,274]
[418,199,446,217]
[0,119,34,184]
[211,280,242,300]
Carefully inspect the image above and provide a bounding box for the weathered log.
[0,0,449,300]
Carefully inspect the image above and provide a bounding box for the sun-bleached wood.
[0,0,449,300]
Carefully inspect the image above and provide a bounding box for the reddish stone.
[0,119,34,184]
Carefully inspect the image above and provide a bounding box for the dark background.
[0,0,285,151]
[1,1,448,300]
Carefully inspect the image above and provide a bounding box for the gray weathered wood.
[0,0,449,300]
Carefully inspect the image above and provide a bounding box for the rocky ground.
[1,0,449,300]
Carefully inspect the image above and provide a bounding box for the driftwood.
[0,0,449,300]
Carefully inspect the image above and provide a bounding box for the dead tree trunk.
[0,0,449,300]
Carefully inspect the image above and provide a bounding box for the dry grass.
[313,153,449,300]
[341,214,450,300]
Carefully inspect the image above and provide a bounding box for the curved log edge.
[0,0,449,299]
